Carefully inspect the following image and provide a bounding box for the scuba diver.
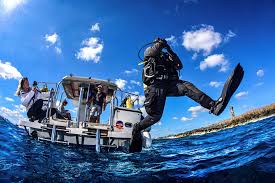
[129,38,244,153]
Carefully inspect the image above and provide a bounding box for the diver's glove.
[154,38,168,48]
[155,38,174,53]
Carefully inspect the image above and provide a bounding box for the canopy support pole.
[77,87,84,128]
[96,129,100,152]
[51,125,56,142]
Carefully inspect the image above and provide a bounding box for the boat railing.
[116,88,141,108]
[55,80,63,102]
[34,82,58,124]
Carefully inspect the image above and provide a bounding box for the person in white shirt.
[16,77,55,122]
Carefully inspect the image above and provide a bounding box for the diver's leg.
[168,80,214,110]
[136,86,166,131]
[129,86,166,153]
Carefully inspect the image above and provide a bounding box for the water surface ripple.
[0,116,274,182]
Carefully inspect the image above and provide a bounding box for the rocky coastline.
[160,103,275,139]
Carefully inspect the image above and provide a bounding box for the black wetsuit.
[135,42,215,132]
[130,40,244,152]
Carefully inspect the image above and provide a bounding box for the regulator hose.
[137,41,155,62]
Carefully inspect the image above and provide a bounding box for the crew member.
[90,85,106,123]
[59,99,71,120]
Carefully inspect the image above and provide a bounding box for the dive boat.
[18,76,152,152]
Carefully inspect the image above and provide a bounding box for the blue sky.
[0,0,274,138]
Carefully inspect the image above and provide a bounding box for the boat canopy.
[61,76,118,102]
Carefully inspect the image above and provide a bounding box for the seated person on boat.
[16,77,56,122]
[59,99,71,120]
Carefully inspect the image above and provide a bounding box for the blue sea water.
[0,116,275,183]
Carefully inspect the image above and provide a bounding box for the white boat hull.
[19,106,152,151]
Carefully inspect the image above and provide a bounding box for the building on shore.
[230,106,235,118]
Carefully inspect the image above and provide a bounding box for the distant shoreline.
[159,103,275,140]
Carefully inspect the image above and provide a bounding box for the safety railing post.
[76,87,84,128]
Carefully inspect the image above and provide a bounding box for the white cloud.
[5,97,14,102]
[54,46,62,54]
[209,81,223,88]
[235,91,248,99]
[224,30,236,42]
[182,25,222,55]
[255,82,264,87]
[90,23,100,32]
[130,80,141,86]
[0,106,26,125]
[76,37,103,63]
[165,35,177,46]
[200,54,229,72]
[191,53,198,60]
[256,69,264,77]
[124,69,138,75]
[181,116,193,121]
[172,117,178,120]
[45,33,62,55]
[241,104,254,111]
[188,105,208,118]
[0,60,22,80]
[115,79,127,90]
[45,33,58,45]
[0,0,26,13]
[13,104,26,113]
[156,121,162,126]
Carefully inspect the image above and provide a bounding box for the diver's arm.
[167,46,183,70]
[144,42,166,57]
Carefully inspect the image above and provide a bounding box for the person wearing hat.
[90,85,106,123]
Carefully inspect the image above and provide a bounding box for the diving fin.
[129,124,143,153]
[211,63,244,116]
